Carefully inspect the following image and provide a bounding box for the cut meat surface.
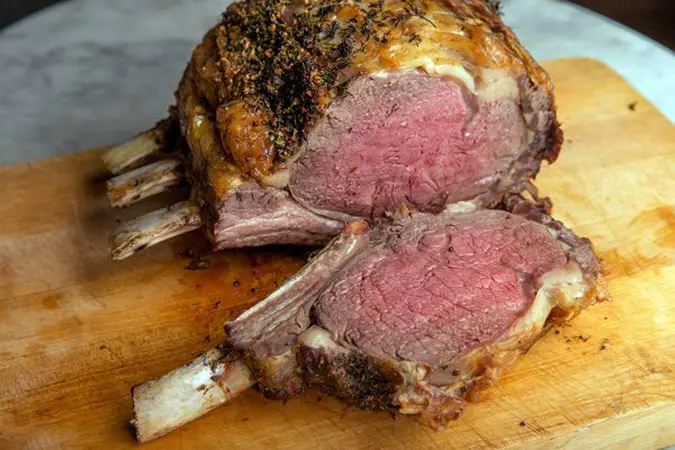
[313,210,568,366]
[131,198,608,441]
[205,181,344,250]
[290,71,530,218]
[103,0,563,259]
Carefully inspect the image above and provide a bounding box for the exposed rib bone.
[129,222,371,442]
[103,128,166,175]
[226,220,370,347]
[107,159,184,208]
[131,345,255,443]
[110,201,202,260]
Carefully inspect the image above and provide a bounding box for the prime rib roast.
[105,0,562,259]
[101,0,608,443]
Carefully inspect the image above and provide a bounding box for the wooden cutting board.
[1,58,674,450]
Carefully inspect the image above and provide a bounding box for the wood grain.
[0,58,674,450]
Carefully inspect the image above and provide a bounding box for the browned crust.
[242,350,306,399]
[177,0,561,186]
[297,345,403,412]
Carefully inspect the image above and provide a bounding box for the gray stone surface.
[0,0,673,165]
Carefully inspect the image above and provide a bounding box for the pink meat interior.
[313,211,568,366]
[289,71,527,218]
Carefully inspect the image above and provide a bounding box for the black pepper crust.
[298,345,403,411]
[214,0,426,162]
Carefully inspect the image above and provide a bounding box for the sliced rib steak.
[130,196,607,442]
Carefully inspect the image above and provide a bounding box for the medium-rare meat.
[130,196,608,442]
[103,0,562,259]
[100,1,608,442]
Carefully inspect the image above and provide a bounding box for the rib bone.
[131,345,254,443]
[107,159,184,208]
[110,201,202,260]
[103,128,166,175]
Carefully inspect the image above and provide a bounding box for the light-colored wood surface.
[0,58,674,450]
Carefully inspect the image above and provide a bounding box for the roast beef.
[130,196,608,442]
[103,0,562,259]
[101,0,608,443]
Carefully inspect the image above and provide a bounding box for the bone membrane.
[107,159,183,208]
[131,346,254,443]
[110,201,202,260]
[103,128,164,175]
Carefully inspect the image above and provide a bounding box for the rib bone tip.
[110,201,202,260]
[131,346,255,443]
[107,158,184,208]
[103,128,165,175]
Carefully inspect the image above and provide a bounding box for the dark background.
[1,0,61,29]
[1,0,674,49]
[570,0,674,50]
